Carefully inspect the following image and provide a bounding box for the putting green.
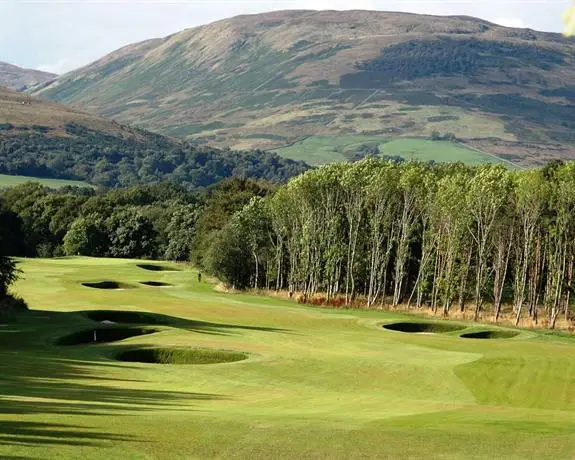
[1,257,575,459]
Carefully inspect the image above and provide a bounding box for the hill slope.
[0,86,308,187]
[0,61,56,91]
[36,10,575,167]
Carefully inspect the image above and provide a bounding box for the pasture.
[1,257,574,459]
[0,174,91,189]
[273,136,510,167]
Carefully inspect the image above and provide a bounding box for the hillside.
[0,61,56,91]
[36,10,575,167]
[0,86,308,187]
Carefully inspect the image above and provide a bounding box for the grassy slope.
[0,61,56,91]
[35,11,575,166]
[2,257,575,459]
[0,174,91,189]
[273,136,511,166]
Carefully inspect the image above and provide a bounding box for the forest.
[341,37,566,87]
[204,159,575,329]
[3,159,575,330]
[0,123,309,188]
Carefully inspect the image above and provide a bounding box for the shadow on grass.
[0,353,224,417]
[0,421,138,447]
[79,309,290,336]
[0,317,226,449]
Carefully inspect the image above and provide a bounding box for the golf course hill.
[0,61,56,92]
[0,85,309,188]
[36,10,575,167]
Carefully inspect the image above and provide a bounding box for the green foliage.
[215,159,575,327]
[193,178,276,267]
[0,124,309,188]
[63,215,109,257]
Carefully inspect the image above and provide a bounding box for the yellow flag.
[564,6,575,36]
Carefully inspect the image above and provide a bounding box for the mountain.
[36,10,575,167]
[0,62,56,91]
[0,86,308,187]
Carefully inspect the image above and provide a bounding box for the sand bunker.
[56,327,159,346]
[382,322,464,334]
[137,264,181,272]
[460,330,519,339]
[83,310,164,325]
[139,281,173,287]
[82,281,135,290]
[115,347,248,365]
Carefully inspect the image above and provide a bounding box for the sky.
[0,0,570,75]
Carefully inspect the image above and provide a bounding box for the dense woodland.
[3,159,575,329]
[0,123,309,187]
[0,176,275,315]
[205,159,575,329]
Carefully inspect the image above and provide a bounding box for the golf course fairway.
[1,257,575,459]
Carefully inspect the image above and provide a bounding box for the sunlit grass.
[1,257,574,458]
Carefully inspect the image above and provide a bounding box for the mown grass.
[0,173,91,189]
[273,136,507,166]
[1,256,575,458]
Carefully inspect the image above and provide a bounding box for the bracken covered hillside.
[36,10,575,166]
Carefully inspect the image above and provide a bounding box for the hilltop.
[36,10,575,167]
[0,86,308,187]
[0,61,56,91]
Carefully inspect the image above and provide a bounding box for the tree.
[0,256,17,298]
[106,208,158,259]
[63,215,109,256]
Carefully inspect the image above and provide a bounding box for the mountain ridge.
[0,62,56,92]
[36,10,575,166]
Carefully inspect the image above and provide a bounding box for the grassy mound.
[56,327,159,346]
[460,330,519,339]
[137,264,181,272]
[83,310,164,324]
[382,321,464,334]
[139,281,173,287]
[115,347,248,365]
[82,281,134,290]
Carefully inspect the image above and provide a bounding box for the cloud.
[493,17,530,29]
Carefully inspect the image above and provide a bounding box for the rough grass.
[0,173,91,189]
[3,256,575,459]
[116,347,248,365]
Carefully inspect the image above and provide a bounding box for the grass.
[0,173,91,189]
[273,136,508,166]
[1,256,575,458]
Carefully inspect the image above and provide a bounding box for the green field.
[273,136,511,167]
[0,174,92,189]
[2,257,575,459]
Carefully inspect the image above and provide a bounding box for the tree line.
[206,159,575,329]
[0,177,274,261]
[0,123,309,188]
